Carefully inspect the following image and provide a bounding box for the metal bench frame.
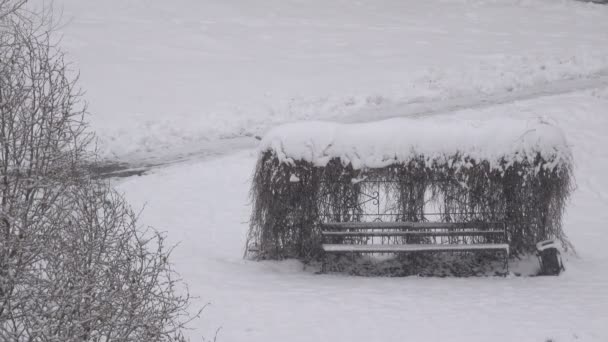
[320,221,509,274]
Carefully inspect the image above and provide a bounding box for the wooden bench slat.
[322,221,503,230]
[322,243,509,253]
[321,230,505,237]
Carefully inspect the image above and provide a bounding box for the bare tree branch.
[0,3,198,341]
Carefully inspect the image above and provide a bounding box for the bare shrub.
[17,182,195,341]
[1,2,197,341]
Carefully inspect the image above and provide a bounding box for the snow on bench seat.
[322,243,509,253]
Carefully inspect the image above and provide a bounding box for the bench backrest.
[321,221,505,230]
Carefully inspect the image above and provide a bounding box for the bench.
[321,221,509,273]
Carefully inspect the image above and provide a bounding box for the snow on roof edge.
[259,117,572,171]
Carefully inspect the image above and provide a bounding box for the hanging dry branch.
[247,149,573,260]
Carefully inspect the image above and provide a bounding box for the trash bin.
[536,240,564,276]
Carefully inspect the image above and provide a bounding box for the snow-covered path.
[345,70,608,122]
[99,71,608,174]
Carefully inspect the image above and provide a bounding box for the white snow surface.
[537,239,560,252]
[28,0,608,340]
[260,118,570,170]
[118,88,608,342]
[36,0,608,159]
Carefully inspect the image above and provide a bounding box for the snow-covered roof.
[259,117,571,171]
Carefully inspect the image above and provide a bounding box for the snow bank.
[260,118,571,171]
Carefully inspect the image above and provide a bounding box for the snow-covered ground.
[37,0,608,340]
[46,0,608,160]
[118,88,608,342]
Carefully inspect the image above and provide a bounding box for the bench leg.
[504,250,509,275]
[321,254,327,273]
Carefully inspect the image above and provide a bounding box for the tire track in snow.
[97,72,608,178]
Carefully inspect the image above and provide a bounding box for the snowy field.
[38,0,608,341]
[118,88,608,342]
[47,0,608,160]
